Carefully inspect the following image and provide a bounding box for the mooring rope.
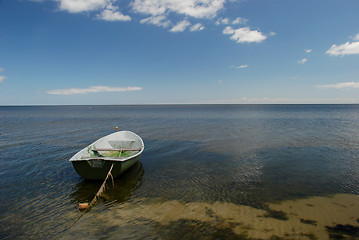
[59,164,115,239]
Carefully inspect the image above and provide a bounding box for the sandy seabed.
[63,194,359,239]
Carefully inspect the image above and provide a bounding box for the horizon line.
[1,103,359,107]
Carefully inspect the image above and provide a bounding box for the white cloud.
[230,64,248,69]
[352,33,359,41]
[189,23,204,32]
[297,58,307,64]
[47,86,142,95]
[316,82,359,89]
[0,76,6,83]
[0,68,6,83]
[326,41,359,56]
[232,17,248,25]
[216,17,247,25]
[169,20,191,32]
[140,15,171,28]
[50,0,266,39]
[218,79,223,84]
[268,32,276,36]
[215,17,229,25]
[305,49,312,53]
[58,0,110,13]
[223,26,267,43]
[96,4,131,21]
[58,1,132,22]
[131,0,225,19]
[222,26,234,34]
[131,0,167,16]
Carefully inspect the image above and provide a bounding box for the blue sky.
[0,0,359,105]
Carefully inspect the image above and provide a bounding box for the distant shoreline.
[1,103,359,107]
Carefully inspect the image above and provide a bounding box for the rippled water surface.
[1,105,359,239]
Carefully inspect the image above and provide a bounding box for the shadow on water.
[69,161,144,205]
[134,139,359,209]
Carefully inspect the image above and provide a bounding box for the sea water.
[0,105,358,239]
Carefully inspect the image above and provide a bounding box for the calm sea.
[0,105,359,239]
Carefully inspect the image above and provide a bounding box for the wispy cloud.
[223,26,267,43]
[0,67,6,83]
[140,15,171,28]
[131,0,225,19]
[230,64,248,69]
[305,49,312,53]
[170,20,191,32]
[0,76,6,83]
[47,86,143,95]
[232,17,248,25]
[297,58,307,64]
[96,4,131,21]
[316,82,359,89]
[190,23,205,32]
[352,33,359,41]
[215,17,229,25]
[216,17,248,25]
[290,76,299,80]
[268,31,276,36]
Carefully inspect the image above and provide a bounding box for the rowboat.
[70,131,144,180]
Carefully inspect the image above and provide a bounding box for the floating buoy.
[115,127,119,131]
[79,203,89,210]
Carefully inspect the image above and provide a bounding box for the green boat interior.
[86,140,141,159]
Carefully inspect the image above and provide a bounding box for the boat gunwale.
[74,154,141,162]
[69,131,144,162]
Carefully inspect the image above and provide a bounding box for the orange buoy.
[79,203,89,210]
[115,127,119,131]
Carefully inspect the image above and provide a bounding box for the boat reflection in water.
[69,161,144,205]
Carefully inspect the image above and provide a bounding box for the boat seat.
[92,148,141,152]
[81,157,127,160]
[109,139,135,145]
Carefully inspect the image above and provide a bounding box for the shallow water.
[0,105,359,239]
